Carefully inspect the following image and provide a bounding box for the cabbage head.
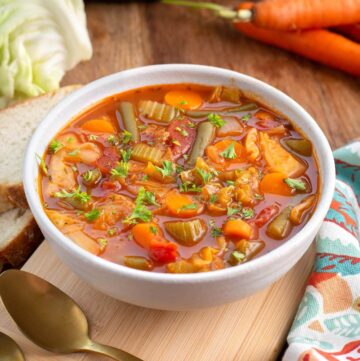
[0,0,92,108]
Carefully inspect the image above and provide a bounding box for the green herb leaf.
[120,149,132,162]
[141,175,149,181]
[196,168,213,184]
[110,161,129,179]
[179,181,201,193]
[88,134,98,141]
[172,139,181,146]
[187,121,196,128]
[121,130,133,144]
[284,178,306,191]
[54,186,91,204]
[241,207,254,219]
[209,194,217,204]
[36,153,48,176]
[66,137,74,143]
[208,113,225,128]
[175,126,189,137]
[82,170,93,182]
[155,160,174,178]
[49,139,63,154]
[98,238,108,250]
[84,208,100,222]
[226,180,235,186]
[220,143,237,159]
[254,193,264,200]
[179,203,197,211]
[227,207,240,217]
[150,226,158,235]
[107,135,119,145]
[107,228,117,236]
[124,204,153,224]
[241,113,251,122]
[209,220,222,237]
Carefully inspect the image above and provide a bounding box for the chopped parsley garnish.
[155,160,174,178]
[284,178,306,191]
[187,121,196,128]
[226,180,235,186]
[141,175,149,181]
[124,204,152,224]
[241,113,251,121]
[179,181,201,193]
[150,226,158,235]
[183,154,189,160]
[68,148,80,157]
[196,168,213,184]
[120,149,132,162]
[220,143,237,159]
[138,124,148,130]
[209,194,217,204]
[121,130,133,144]
[66,136,74,143]
[137,187,158,206]
[227,207,240,217]
[241,207,254,219]
[209,220,222,237]
[179,203,197,211]
[107,135,119,145]
[84,208,100,222]
[71,165,78,173]
[110,161,129,179]
[175,127,189,137]
[254,193,264,200]
[98,238,108,250]
[231,251,245,263]
[49,139,63,154]
[172,139,181,146]
[179,100,188,105]
[107,228,117,236]
[82,170,94,182]
[88,134,98,141]
[54,186,91,204]
[36,153,48,176]
[208,113,225,128]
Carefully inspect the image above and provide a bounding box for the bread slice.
[0,208,43,267]
[0,85,81,213]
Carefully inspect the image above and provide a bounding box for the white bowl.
[24,65,335,310]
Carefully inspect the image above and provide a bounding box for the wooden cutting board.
[0,241,315,361]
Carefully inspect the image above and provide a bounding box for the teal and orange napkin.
[284,141,360,360]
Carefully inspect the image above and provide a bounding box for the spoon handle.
[83,341,143,361]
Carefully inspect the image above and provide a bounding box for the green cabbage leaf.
[0,0,92,108]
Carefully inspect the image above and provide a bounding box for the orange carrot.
[334,24,360,42]
[234,23,360,76]
[223,219,253,239]
[259,173,293,196]
[165,90,203,110]
[206,140,246,165]
[238,0,360,31]
[164,190,203,218]
[131,223,162,249]
[82,118,116,133]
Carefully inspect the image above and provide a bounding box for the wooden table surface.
[1,2,359,361]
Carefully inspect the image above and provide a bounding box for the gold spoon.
[0,331,25,361]
[0,270,143,361]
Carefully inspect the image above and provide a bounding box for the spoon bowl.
[0,331,25,361]
[0,269,142,361]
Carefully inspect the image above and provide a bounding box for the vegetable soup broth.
[39,84,319,273]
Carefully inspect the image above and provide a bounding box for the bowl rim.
[24,64,335,283]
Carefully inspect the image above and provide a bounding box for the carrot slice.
[223,219,253,239]
[206,139,246,165]
[81,118,116,133]
[164,90,203,110]
[131,223,162,249]
[164,190,203,218]
[259,172,293,196]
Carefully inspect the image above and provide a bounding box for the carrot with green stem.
[162,0,360,30]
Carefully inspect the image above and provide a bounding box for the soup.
[38,84,319,273]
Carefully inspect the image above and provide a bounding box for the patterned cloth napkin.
[284,141,360,361]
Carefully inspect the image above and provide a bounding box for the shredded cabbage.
[0,0,92,108]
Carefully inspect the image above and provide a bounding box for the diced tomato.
[96,146,119,173]
[149,243,178,264]
[168,118,196,158]
[101,180,121,191]
[255,205,279,227]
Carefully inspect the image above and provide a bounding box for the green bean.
[266,206,293,240]
[124,256,153,271]
[119,102,139,142]
[165,219,207,246]
[188,121,215,166]
[285,138,313,157]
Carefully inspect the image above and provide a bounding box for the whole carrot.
[334,24,360,42]
[234,22,360,76]
[163,0,360,31]
[250,0,360,30]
